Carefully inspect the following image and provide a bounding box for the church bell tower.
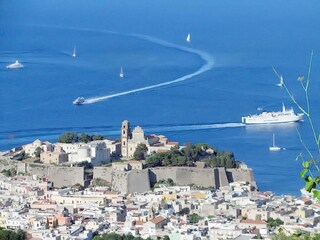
[121,120,131,158]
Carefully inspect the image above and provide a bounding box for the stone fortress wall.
[0,159,86,188]
[0,158,256,193]
[93,165,256,193]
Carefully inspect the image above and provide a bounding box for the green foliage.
[145,143,238,168]
[58,132,105,143]
[133,143,148,160]
[145,153,162,167]
[93,233,150,240]
[92,135,105,141]
[272,231,320,240]
[58,132,78,143]
[277,52,320,202]
[188,213,203,224]
[1,168,17,177]
[91,178,109,187]
[178,207,190,215]
[267,218,284,228]
[34,147,43,158]
[0,229,25,240]
[79,133,91,143]
[203,151,238,168]
[154,178,175,188]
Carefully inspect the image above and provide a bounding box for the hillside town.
[0,120,319,239]
[0,175,319,240]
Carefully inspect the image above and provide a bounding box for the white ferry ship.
[73,97,85,105]
[6,60,24,69]
[242,104,303,124]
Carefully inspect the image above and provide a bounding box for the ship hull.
[242,115,303,124]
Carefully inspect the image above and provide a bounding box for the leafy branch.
[273,50,320,201]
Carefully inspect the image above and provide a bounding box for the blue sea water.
[1,0,320,195]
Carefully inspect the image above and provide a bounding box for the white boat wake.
[83,33,214,104]
[144,122,244,133]
[24,24,214,104]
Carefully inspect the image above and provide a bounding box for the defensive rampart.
[93,166,256,193]
[0,159,85,187]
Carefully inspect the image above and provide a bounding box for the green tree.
[145,154,162,167]
[92,134,105,141]
[79,133,91,143]
[133,143,148,160]
[34,146,43,158]
[1,169,10,177]
[1,168,17,177]
[225,158,235,168]
[58,132,78,143]
[0,229,25,240]
[145,142,238,169]
[271,231,311,240]
[178,207,190,215]
[188,213,203,224]
[267,218,284,228]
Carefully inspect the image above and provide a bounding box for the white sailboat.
[72,45,76,58]
[277,75,284,87]
[186,33,191,43]
[269,134,281,151]
[119,67,124,78]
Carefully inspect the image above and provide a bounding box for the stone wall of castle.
[127,169,150,193]
[93,166,256,193]
[149,167,228,188]
[0,159,85,188]
[226,168,257,188]
[93,167,150,193]
[0,158,256,193]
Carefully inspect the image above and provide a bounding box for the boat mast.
[273,134,276,147]
[72,45,76,57]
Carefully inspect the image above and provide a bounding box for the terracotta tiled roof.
[157,149,169,153]
[135,220,145,226]
[240,219,267,225]
[150,216,165,224]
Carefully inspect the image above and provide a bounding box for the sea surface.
[1,0,320,196]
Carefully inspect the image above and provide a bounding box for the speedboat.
[6,60,24,69]
[73,97,85,105]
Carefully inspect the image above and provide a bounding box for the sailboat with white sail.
[119,67,124,78]
[186,33,191,43]
[269,134,281,151]
[72,45,76,58]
